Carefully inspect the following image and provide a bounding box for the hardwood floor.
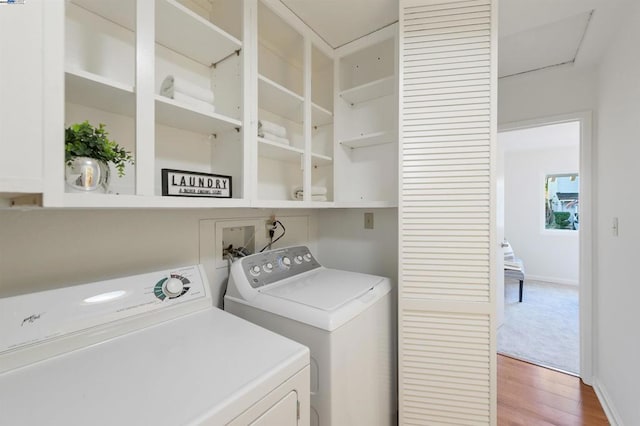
[498,355,609,425]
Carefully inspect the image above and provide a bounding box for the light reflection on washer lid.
[83,290,127,304]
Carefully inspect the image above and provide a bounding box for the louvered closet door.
[398,0,497,425]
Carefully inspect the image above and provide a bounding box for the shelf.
[312,103,333,127]
[339,131,393,149]
[339,76,394,106]
[258,75,304,123]
[312,153,333,167]
[65,69,135,116]
[156,0,242,66]
[71,0,241,67]
[251,199,308,209]
[70,0,135,30]
[155,95,241,135]
[62,193,250,209]
[258,137,304,163]
[334,201,397,208]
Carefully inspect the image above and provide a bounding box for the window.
[545,174,579,230]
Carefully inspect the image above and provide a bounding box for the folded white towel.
[259,132,290,145]
[258,120,287,138]
[160,75,214,104]
[171,92,215,113]
[293,186,327,196]
[292,192,327,202]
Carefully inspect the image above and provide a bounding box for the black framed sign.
[161,169,232,198]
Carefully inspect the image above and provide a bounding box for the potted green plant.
[65,121,134,193]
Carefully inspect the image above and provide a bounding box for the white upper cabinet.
[254,0,335,207]
[0,0,62,206]
[1,0,397,209]
[334,25,399,206]
[62,0,246,207]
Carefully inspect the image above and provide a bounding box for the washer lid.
[260,269,383,311]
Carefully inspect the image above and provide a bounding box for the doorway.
[496,113,593,383]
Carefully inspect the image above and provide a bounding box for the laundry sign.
[162,169,231,198]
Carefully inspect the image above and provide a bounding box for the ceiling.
[279,0,631,77]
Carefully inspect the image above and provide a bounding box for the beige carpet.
[498,280,579,374]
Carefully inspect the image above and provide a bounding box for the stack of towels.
[258,120,290,145]
[160,75,215,113]
[292,186,327,202]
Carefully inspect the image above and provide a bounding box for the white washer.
[225,246,396,426]
[0,265,310,426]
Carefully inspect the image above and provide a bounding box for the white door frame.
[498,111,594,384]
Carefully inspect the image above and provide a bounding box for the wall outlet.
[364,212,374,229]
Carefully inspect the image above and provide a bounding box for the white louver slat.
[399,0,497,424]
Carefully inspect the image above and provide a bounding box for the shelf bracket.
[211,49,242,69]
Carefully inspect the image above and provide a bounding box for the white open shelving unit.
[155,95,241,136]
[65,68,135,117]
[340,131,392,150]
[1,0,397,209]
[333,25,399,206]
[258,75,304,124]
[339,76,395,106]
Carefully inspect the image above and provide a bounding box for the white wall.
[500,123,580,285]
[0,207,399,309]
[498,65,597,126]
[0,208,319,307]
[594,1,640,423]
[316,208,398,283]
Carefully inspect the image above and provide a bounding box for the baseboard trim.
[593,378,623,426]
[525,274,578,286]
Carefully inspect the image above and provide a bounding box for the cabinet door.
[249,391,298,426]
[0,0,45,195]
[398,0,497,424]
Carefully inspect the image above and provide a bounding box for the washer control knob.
[250,265,261,276]
[294,255,303,264]
[303,253,312,262]
[263,262,273,273]
[280,256,291,269]
[164,278,184,297]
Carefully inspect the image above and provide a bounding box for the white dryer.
[225,246,396,426]
[0,265,310,426]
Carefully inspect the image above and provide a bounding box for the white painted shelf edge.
[251,199,334,209]
[65,68,136,116]
[155,95,242,135]
[62,193,250,208]
[258,75,304,123]
[157,0,242,66]
[339,131,393,149]
[259,74,304,102]
[71,0,241,67]
[311,102,333,126]
[258,137,304,163]
[339,75,394,106]
[334,201,397,208]
[311,152,333,166]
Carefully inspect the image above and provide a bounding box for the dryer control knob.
[250,265,261,276]
[294,255,303,264]
[164,278,184,297]
[263,262,273,273]
[280,256,291,269]
[303,253,312,262]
